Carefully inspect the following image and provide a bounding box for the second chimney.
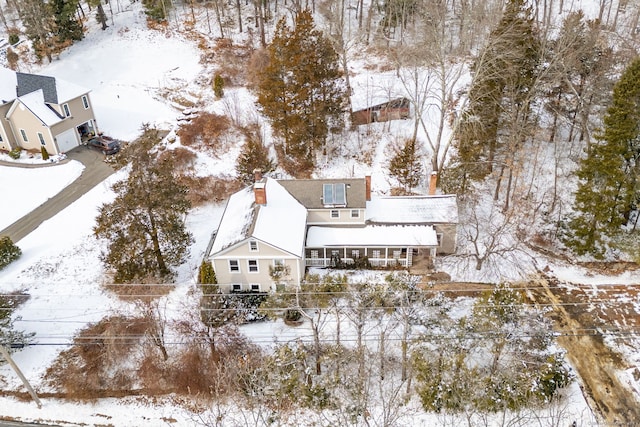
[428,171,438,195]
[365,175,371,201]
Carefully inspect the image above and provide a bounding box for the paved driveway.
[0,146,115,243]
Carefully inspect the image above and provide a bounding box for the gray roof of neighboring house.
[278,178,367,209]
[17,73,59,104]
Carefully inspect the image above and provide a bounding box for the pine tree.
[94,126,193,283]
[388,138,423,193]
[51,0,83,43]
[19,0,57,62]
[447,0,539,194]
[565,57,640,257]
[198,260,217,285]
[235,132,275,185]
[256,10,346,175]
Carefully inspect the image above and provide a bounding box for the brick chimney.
[428,171,438,195]
[365,175,371,201]
[254,182,266,205]
[253,169,266,205]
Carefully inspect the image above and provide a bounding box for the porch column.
[385,248,388,267]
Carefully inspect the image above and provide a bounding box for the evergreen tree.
[19,0,57,62]
[94,126,193,283]
[388,138,423,193]
[565,57,640,257]
[235,133,275,185]
[51,0,83,43]
[0,293,34,351]
[198,260,216,285]
[213,74,224,98]
[256,10,346,175]
[447,0,539,194]
[0,236,21,270]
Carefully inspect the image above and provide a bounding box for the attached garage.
[55,128,79,153]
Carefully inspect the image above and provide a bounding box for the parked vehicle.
[87,135,121,155]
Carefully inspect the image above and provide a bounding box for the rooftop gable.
[9,89,64,126]
[278,178,367,209]
[211,178,307,257]
[366,195,458,224]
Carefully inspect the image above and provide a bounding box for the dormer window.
[62,103,71,117]
[323,183,346,206]
[249,240,258,251]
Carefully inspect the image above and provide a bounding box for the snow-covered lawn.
[0,0,636,424]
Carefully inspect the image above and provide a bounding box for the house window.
[20,129,28,142]
[351,209,360,218]
[351,250,360,258]
[250,283,261,292]
[229,259,240,272]
[331,210,339,218]
[372,250,381,259]
[437,233,443,246]
[62,104,70,117]
[274,259,284,267]
[310,250,319,259]
[393,250,401,259]
[37,133,45,146]
[249,240,258,251]
[232,283,242,291]
[248,259,258,273]
[0,134,3,142]
[331,250,340,257]
[82,95,89,109]
[323,183,346,205]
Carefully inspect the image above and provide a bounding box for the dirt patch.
[526,277,640,425]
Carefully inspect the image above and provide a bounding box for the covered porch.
[305,224,438,269]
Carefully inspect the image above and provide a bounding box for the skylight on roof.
[323,183,346,206]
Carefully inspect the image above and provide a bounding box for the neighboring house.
[351,97,410,126]
[209,172,459,292]
[0,67,98,155]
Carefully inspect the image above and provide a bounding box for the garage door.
[55,128,79,153]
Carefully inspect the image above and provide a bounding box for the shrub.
[6,48,19,70]
[213,74,225,98]
[8,33,19,45]
[198,260,217,284]
[0,236,21,270]
[41,145,49,161]
[8,147,21,160]
[177,112,231,153]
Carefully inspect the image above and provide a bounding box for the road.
[0,147,115,243]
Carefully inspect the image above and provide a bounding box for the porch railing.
[305,257,408,268]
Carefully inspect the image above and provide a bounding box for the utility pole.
[0,346,42,408]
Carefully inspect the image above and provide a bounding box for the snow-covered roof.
[307,224,438,247]
[0,67,17,104]
[366,195,458,224]
[54,77,90,103]
[211,178,307,257]
[14,89,64,126]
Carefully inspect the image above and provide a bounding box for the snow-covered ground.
[0,0,638,424]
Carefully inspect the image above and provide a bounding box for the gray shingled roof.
[278,178,367,209]
[16,73,58,104]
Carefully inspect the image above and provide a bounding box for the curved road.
[0,147,115,243]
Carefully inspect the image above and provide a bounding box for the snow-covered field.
[0,0,638,425]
